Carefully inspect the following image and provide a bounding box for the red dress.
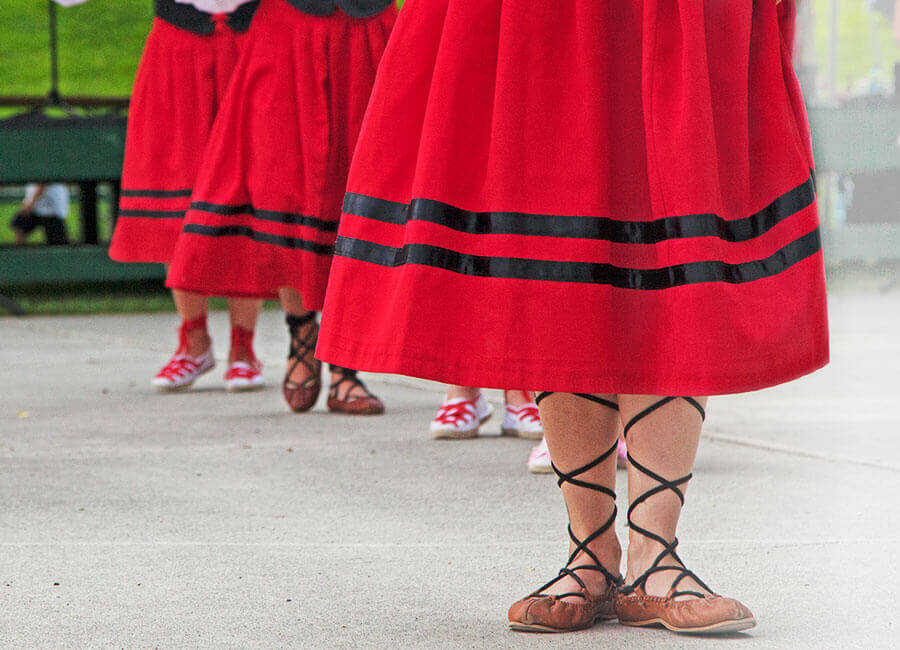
[165,0,397,310]
[316,0,829,396]
[109,5,255,263]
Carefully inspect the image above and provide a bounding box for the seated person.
[11,183,70,245]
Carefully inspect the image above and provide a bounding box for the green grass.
[0,280,283,317]
[0,1,895,98]
[0,192,114,244]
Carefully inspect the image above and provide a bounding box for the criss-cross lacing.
[284,312,320,390]
[328,365,380,403]
[528,393,624,601]
[620,396,712,600]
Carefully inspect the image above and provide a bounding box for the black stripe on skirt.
[181,223,334,256]
[332,228,822,290]
[343,174,816,245]
[190,202,339,232]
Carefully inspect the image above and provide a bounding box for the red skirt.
[166,0,397,309]
[316,0,829,396]
[109,18,244,264]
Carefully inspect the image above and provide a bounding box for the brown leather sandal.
[326,365,385,415]
[614,397,756,635]
[509,393,623,633]
[282,312,321,413]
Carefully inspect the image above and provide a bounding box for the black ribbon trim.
[343,174,816,245]
[118,209,186,219]
[182,224,334,256]
[190,201,339,232]
[121,189,192,199]
[332,228,822,290]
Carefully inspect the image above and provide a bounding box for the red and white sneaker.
[152,348,215,391]
[224,360,265,392]
[430,393,494,440]
[527,437,553,474]
[501,402,543,439]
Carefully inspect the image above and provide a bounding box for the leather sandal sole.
[620,616,756,635]
[509,614,616,634]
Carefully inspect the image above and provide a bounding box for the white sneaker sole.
[432,411,493,440]
[225,379,265,393]
[501,425,544,440]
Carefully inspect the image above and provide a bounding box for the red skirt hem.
[317,331,829,397]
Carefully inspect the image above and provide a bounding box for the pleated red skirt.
[166,0,397,309]
[316,0,829,396]
[109,18,244,264]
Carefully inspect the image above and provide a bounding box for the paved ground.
[1,285,899,649]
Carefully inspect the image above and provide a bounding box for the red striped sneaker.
[152,316,214,391]
[430,393,494,439]
[152,348,215,391]
[501,402,543,439]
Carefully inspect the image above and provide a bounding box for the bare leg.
[618,395,709,599]
[446,385,481,401]
[532,393,622,599]
[504,390,533,407]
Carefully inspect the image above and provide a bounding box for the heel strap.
[620,397,711,599]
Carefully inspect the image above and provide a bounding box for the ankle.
[445,386,480,402]
[229,326,257,364]
[626,539,670,581]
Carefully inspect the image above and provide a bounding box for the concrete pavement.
[1,287,898,648]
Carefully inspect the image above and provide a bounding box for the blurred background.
[0,0,897,315]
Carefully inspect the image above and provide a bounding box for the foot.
[225,360,265,392]
[327,366,385,415]
[616,559,755,635]
[152,346,215,391]
[429,392,493,439]
[283,312,321,412]
[502,402,543,439]
[509,548,621,633]
[527,437,553,474]
[151,319,214,391]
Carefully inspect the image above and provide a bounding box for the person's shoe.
[616,439,628,469]
[509,577,617,633]
[327,365,385,415]
[615,589,755,635]
[224,360,265,392]
[527,437,553,474]
[501,402,543,439]
[151,316,214,391]
[430,393,493,439]
[283,312,321,413]
[152,348,214,391]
